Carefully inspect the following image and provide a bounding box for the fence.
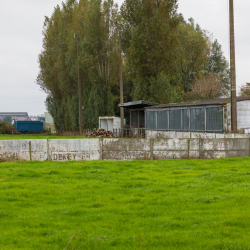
[0,138,249,161]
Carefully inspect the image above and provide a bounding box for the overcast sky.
[0,0,249,116]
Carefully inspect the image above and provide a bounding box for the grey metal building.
[0,112,29,122]
[119,100,158,129]
[145,96,250,133]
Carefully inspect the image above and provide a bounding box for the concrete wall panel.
[0,140,47,161]
[202,139,249,151]
[103,151,150,160]
[49,139,100,161]
[153,150,188,160]
[103,139,150,151]
[154,139,189,151]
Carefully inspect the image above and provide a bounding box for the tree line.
[37,0,230,132]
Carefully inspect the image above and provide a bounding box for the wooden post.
[29,141,32,161]
[77,39,83,135]
[187,139,190,159]
[100,138,103,160]
[150,138,154,160]
[119,30,124,132]
[229,0,237,133]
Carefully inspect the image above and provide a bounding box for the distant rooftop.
[0,112,28,116]
[146,96,250,109]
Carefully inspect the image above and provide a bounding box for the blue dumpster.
[14,121,43,133]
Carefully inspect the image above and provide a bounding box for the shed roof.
[119,100,158,109]
[146,96,250,109]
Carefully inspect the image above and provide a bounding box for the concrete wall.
[145,130,250,139]
[1,138,250,161]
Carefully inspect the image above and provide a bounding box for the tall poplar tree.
[120,0,179,103]
[37,0,120,131]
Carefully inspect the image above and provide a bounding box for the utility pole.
[116,23,124,132]
[74,33,83,135]
[229,0,237,133]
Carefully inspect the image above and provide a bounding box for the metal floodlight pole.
[115,22,124,134]
[229,0,237,133]
[74,33,83,135]
[119,29,124,132]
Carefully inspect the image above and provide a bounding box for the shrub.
[0,121,18,134]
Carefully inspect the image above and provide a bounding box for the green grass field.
[0,134,89,140]
[1,158,250,249]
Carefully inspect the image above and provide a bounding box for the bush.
[0,121,18,134]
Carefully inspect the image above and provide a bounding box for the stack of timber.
[86,129,113,138]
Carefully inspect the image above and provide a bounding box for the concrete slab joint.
[150,138,154,160]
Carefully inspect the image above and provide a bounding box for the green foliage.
[37,0,120,131]
[121,3,229,103]
[0,122,15,134]
[37,0,230,131]
[121,0,179,103]
[1,158,250,249]
[133,73,177,104]
[208,39,230,95]
[239,82,250,96]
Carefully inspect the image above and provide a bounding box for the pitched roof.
[119,100,158,109]
[146,96,250,109]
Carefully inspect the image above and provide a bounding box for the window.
[146,110,156,130]
[169,109,181,130]
[182,109,189,130]
[157,110,168,130]
[206,107,223,131]
[139,110,145,128]
[131,111,138,128]
[190,108,205,131]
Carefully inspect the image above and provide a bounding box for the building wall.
[224,100,250,132]
[99,117,126,131]
[1,138,250,161]
[45,112,54,124]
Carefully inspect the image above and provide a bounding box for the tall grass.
[1,158,250,249]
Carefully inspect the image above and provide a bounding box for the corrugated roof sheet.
[146,96,250,109]
[119,100,158,109]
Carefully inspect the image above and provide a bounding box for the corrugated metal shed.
[119,100,158,129]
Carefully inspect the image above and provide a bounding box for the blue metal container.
[14,121,43,133]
